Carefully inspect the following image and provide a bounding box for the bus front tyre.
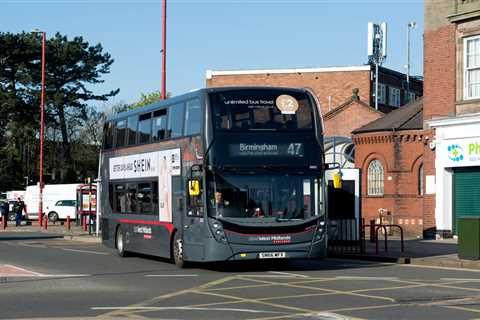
[173,233,186,268]
[116,227,128,257]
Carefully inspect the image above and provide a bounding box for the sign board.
[109,149,181,180]
[440,138,480,168]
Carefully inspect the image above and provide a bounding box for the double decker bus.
[100,87,327,267]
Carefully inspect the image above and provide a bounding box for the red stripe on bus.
[117,219,175,234]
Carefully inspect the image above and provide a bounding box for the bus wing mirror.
[333,172,342,189]
[188,179,201,196]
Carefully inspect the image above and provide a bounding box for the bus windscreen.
[209,89,314,131]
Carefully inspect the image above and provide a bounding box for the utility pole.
[32,29,46,227]
[368,22,387,110]
[406,21,417,92]
[161,0,167,100]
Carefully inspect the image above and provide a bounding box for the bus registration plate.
[259,252,286,259]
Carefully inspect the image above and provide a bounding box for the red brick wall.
[423,24,456,120]
[353,130,428,237]
[323,101,383,137]
[207,71,372,117]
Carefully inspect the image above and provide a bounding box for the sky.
[1,0,424,109]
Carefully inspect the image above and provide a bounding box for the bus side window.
[138,112,152,144]
[115,119,127,148]
[184,98,202,136]
[152,109,167,141]
[127,115,138,146]
[167,103,185,138]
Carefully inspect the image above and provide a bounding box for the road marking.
[4,264,43,276]
[145,274,199,277]
[91,306,286,314]
[239,274,306,278]
[441,278,480,282]
[401,263,480,273]
[335,276,399,281]
[62,248,109,255]
[268,271,309,278]
[241,276,396,303]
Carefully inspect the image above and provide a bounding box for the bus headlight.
[209,219,227,243]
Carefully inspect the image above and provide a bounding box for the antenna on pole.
[368,22,387,110]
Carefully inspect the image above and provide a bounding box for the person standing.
[1,201,9,227]
[14,198,26,227]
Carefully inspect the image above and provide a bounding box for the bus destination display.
[229,143,304,157]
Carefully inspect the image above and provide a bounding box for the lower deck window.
[110,181,156,214]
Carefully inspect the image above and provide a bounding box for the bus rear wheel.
[116,227,128,257]
[173,232,186,268]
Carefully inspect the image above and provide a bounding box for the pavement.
[0,220,101,243]
[3,236,480,319]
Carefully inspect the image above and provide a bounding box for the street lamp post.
[33,29,46,227]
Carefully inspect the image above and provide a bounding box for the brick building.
[352,99,427,237]
[425,0,480,238]
[206,65,423,137]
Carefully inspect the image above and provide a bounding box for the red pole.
[43,215,47,230]
[2,215,6,230]
[83,216,87,232]
[161,0,167,100]
[66,215,71,231]
[38,31,46,227]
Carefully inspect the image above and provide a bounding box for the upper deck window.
[167,103,185,138]
[115,119,127,148]
[152,109,167,141]
[138,112,152,144]
[127,116,138,145]
[184,98,202,136]
[210,90,314,132]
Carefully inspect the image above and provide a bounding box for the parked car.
[45,200,76,222]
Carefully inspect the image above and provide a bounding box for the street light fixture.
[32,29,46,227]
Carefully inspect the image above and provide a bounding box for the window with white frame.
[464,35,480,100]
[367,160,384,196]
[377,84,386,104]
[388,87,401,107]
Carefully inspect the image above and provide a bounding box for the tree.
[128,90,171,110]
[0,31,119,189]
[38,33,119,167]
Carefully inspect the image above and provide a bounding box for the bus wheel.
[173,232,186,268]
[116,227,128,257]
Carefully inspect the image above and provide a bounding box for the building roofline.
[206,65,371,79]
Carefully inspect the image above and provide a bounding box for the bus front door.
[183,177,205,261]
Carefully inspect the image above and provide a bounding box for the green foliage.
[0,31,119,191]
[128,90,171,110]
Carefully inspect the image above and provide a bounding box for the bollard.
[2,215,6,230]
[43,216,48,230]
[83,216,87,232]
[66,216,71,231]
[369,219,376,243]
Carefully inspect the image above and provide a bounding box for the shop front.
[430,115,480,237]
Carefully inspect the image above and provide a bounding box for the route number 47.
[287,143,304,157]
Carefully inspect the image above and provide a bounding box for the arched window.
[418,164,424,196]
[367,160,384,196]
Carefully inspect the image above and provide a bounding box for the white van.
[24,184,80,220]
[45,200,76,222]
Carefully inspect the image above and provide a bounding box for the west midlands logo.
[448,144,464,162]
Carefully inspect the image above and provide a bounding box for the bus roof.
[106,86,312,122]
